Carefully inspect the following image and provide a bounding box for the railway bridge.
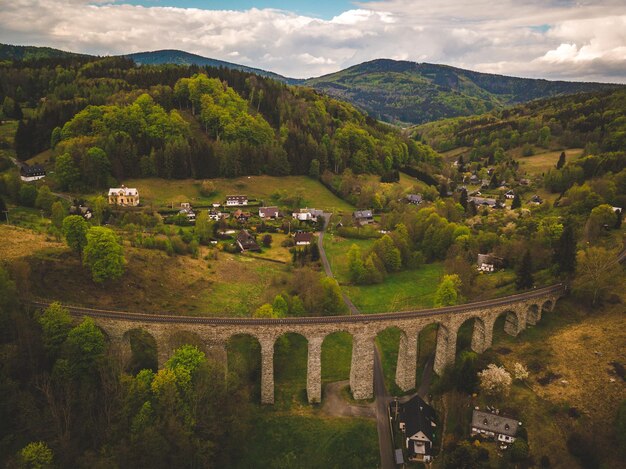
[33,284,564,404]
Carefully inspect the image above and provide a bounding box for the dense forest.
[0,54,438,188]
[303,59,620,125]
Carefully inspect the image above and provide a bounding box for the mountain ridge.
[1,43,621,126]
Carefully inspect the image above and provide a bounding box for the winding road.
[317,214,395,469]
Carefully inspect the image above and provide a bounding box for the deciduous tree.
[478,364,512,398]
[434,274,462,307]
[83,227,125,282]
[62,215,88,256]
[573,246,623,305]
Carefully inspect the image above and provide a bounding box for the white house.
[209,209,223,221]
[108,186,139,206]
[505,190,515,199]
[477,253,504,272]
[178,203,196,222]
[259,206,281,219]
[226,195,248,206]
[293,208,324,222]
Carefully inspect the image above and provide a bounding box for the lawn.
[233,413,379,469]
[515,148,584,175]
[124,175,355,213]
[322,232,377,283]
[343,263,445,313]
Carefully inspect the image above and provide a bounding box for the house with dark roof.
[353,209,374,225]
[471,409,520,445]
[391,396,437,463]
[477,253,504,272]
[69,204,92,220]
[178,202,196,222]
[294,231,313,246]
[469,196,503,209]
[226,195,248,206]
[505,190,515,199]
[529,195,543,205]
[236,230,260,252]
[20,163,46,182]
[406,194,423,205]
[259,206,281,219]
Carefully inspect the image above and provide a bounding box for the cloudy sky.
[1,0,625,82]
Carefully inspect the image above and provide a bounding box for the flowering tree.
[512,362,529,381]
[478,364,512,398]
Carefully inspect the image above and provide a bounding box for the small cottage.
[529,195,543,205]
[233,209,251,222]
[471,409,520,445]
[226,195,248,206]
[353,209,374,225]
[477,253,504,272]
[259,206,281,219]
[69,204,92,220]
[294,232,313,246]
[20,164,46,182]
[236,230,260,252]
[178,203,196,222]
[406,194,423,205]
[108,186,139,206]
[468,196,501,208]
[505,190,515,199]
[208,209,223,221]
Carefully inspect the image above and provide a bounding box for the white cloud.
[0,0,624,82]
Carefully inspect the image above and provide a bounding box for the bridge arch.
[226,333,262,401]
[274,332,309,406]
[123,328,158,373]
[542,300,554,313]
[320,331,353,401]
[455,316,490,355]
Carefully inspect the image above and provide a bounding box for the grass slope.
[124,175,354,213]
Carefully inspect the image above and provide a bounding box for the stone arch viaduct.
[32,284,564,405]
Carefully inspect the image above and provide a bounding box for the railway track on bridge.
[29,283,567,324]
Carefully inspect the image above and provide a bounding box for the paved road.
[317,215,395,469]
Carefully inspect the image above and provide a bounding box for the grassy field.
[0,224,287,315]
[124,175,355,213]
[515,148,584,175]
[234,413,378,469]
[322,232,377,283]
[343,263,444,313]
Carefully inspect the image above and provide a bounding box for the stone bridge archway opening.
[274,332,308,408]
[375,326,405,394]
[492,309,522,345]
[455,317,488,356]
[321,331,353,394]
[123,328,158,373]
[542,300,554,313]
[226,333,261,402]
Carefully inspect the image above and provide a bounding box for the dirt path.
[320,381,376,418]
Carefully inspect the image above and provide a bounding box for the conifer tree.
[554,223,576,274]
[511,193,522,209]
[515,250,533,290]
[556,151,566,169]
[459,188,468,211]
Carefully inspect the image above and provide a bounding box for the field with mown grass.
[124,175,355,213]
[514,147,584,175]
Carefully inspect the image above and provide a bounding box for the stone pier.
[306,336,324,403]
[260,336,275,404]
[350,334,375,400]
[395,328,419,392]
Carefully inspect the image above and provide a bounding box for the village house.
[178,203,196,222]
[505,190,515,199]
[406,194,423,205]
[108,186,139,206]
[20,163,46,182]
[468,174,480,185]
[468,196,502,209]
[233,209,251,222]
[294,231,313,246]
[236,229,260,252]
[292,208,324,223]
[353,209,374,226]
[477,253,504,272]
[471,409,520,446]
[259,206,281,219]
[529,195,543,205]
[69,204,92,220]
[208,209,223,221]
[391,396,437,463]
[226,195,248,206]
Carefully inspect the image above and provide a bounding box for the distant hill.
[126,49,300,85]
[303,59,621,126]
[0,43,89,61]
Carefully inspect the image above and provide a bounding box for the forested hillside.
[0,44,88,61]
[304,59,621,125]
[0,55,439,185]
